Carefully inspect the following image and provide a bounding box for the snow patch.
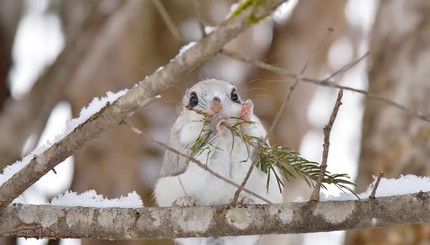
[204,26,214,34]
[228,3,239,17]
[322,175,430,201]
[51,190,143,208]
[177,42,196,57]
[0,144,48,187]
[65,89,128,134]
[155,66,164,72]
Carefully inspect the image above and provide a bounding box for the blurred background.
[0,0,429,245]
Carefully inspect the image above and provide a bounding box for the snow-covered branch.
[0,0,287,208]
[1,191,429,239]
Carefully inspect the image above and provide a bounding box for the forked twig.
[310,89,343,202]
[369,172,384,199]
[323,52,369,81]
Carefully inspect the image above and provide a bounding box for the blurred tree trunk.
[346,1,430,244]
[0,0,21,110]
[0,1,23,245]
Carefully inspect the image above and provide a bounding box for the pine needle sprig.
[257,143,355,194]
[185,106,356,195]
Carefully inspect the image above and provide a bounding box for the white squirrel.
[154,79,283,245]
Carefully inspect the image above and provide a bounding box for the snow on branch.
[51,190,143,208]
[1,190,429,239]
[0,0,287,208]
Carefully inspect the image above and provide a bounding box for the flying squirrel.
[154,79,283,245]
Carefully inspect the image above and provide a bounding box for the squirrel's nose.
[210,97,222,113]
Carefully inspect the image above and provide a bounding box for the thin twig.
[192,0,206,38]
[268,27,334,139]
[231,29,334,205]
[221,49,296,77]
[230,154,258,205]
[151,0,182,41]
[221,49,430,123]
[310,89,343,202]
[300,27,334,75]
[323,51,369,81]
[120,121,272,204]
[369,172,384,199]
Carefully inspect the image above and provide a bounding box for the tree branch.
[1,191,429,239]
[310,89,343,201]
[0,0,287,208]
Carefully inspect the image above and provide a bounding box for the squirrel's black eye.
[189,91,199,107]
[230,88,240,103]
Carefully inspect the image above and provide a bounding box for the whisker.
[246,87,270,93]
[250,94,277,103]
[252,79,292,85]
[246,79,266,86]
[166,85,184,92]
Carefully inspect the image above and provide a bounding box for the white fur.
[155,114,282,207]
[154,80,283,245]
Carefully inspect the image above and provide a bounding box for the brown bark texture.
[346,0,430,244]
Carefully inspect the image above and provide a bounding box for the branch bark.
[0,0,287,208]
[1,191,429,239]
